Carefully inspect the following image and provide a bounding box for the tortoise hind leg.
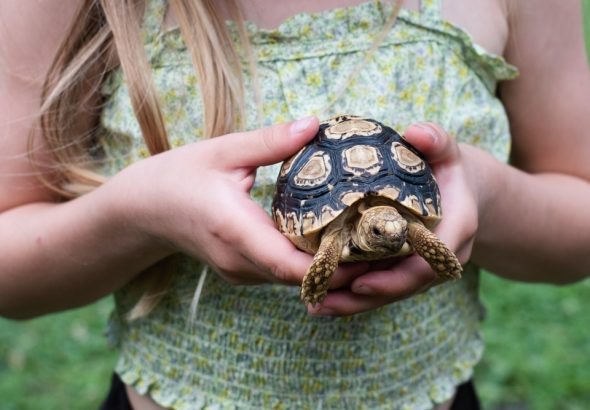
[407,222,462,280]
[301,231,343,306]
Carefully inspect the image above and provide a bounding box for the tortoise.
[272,115,462,305]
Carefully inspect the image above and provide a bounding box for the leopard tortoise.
[272,115,462,305]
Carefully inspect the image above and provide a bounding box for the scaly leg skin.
[408,222,462,280]
[300,231,343,306]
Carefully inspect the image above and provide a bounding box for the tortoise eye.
[372,227,381,236]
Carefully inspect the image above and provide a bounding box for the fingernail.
[415,123,438,144]
[290,116,315,135]
[352,285,375,295]
[308,305,335,316]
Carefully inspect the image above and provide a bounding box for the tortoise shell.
[272,115,441,254]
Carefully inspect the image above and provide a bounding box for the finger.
[403,122,460,164]
[247,226,313,285]
[349,255,437,297]
[434,217,475,265]
[230,198,314,285]
[218,116,319,168]
[307,290,394,317]
[430,191,477,265]
[341,191,472,298]
[368,256,405,271]
[328,261,371,289]
[238,207,370,288]
[214,256,270,285]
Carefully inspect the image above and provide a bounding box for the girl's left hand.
[309,123,483,316]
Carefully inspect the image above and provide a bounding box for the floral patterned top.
[101,0,518,409]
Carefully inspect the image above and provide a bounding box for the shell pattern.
[272,115,442,253]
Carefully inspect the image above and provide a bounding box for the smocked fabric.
[101,0,518,409]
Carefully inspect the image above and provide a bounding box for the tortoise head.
[352,205,408,254]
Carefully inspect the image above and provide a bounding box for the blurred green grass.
[584,0,590,64]
[1,5,590,410]
[475,276,590,410]
[0,299,116,410]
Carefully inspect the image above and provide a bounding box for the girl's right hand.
[110,117,326,286]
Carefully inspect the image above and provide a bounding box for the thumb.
[403,122,460,164]
[220,116,319,168]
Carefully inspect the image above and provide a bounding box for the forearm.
[469,147,590,283]
[0,182,173,319]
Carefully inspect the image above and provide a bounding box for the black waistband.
[99,373,481,410]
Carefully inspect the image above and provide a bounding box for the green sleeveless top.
[101,1,517,409]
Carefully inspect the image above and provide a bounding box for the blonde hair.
[37,0,249,196]
[37,0,403,318]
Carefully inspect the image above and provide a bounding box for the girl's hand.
[116,117,365,287]
[309,123,484,316]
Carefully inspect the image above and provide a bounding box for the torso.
[125,1,510,408]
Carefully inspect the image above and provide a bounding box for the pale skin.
[1,0,589,408]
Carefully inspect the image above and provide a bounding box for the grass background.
[1,4,590,410]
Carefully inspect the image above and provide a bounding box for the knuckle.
[203,136,225,161]
[424,122,449,144]
[335,309,357,317]
[213,258,247,286]
[269,263,294,284]
[417,267,437,284]
[424,122,446,136]
[222,274,242,286]
[425,122,459,159]
[209,218,240,247]
[457,246,473,265]
[466,219,478,238]
[211,257,235,277]
[259,126,279,157]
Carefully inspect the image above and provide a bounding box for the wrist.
[459,144,511,268]
[98,162,177,261]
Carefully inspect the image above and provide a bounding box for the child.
[1,0,588,409]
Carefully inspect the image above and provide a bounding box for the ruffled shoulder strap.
[141,0,167,42]
[416,0,518,85]
[419,0,442,22]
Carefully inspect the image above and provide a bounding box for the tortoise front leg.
[407,222,462,280]
[301,230,343,306]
